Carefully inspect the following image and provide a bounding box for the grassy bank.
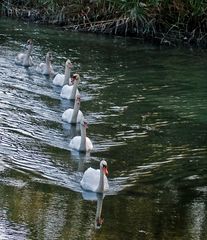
[1,0,207,47]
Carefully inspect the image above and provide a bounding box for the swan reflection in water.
[82,191,105,229]
[62,121,80,139]
[95,193,105,229]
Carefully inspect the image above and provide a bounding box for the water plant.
[1,0,207,46]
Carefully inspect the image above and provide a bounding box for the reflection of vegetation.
[1,174,206,239]
[1,0,207,45]
[0,180,97,239]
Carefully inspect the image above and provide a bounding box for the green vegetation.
[1,0,207,46]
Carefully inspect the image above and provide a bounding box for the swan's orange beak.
[103,166,108,176]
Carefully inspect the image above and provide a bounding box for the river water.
[0,17,207,240]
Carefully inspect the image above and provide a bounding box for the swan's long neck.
[23,44,32,66]
[70,80,78,99]
[96,169,105,193]
[79,123,86,152]
[71,100,80,123]
[63,67,71,85]
[46,57,52,74]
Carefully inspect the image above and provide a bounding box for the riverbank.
[1,0,207,47]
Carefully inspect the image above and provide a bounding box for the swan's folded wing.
[53,73,65,86]
[60,85,72,99]
[69,136,81,150]
[77,111,84,123]
[80,168,100,192]
[62,108,73,123]
[86,137,93,151]
[15,53,25,65]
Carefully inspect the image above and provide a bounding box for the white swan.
[69,119,93,152]
[36,52,55,76]
[60,73,80,100]
[15,39,33,67]
[62,95,84,124]
[53,59,73,86]
[80,160,109,193]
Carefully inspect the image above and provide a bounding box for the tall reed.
[1,0,207,45]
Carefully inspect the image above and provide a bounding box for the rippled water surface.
[0,18,207,240]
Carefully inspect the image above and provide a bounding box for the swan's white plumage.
[15,53,26,63]
[15,39,33,67]
[60,85,79,99]
[62,94,84,123]
[37,62,48,74]
[36,52,54,75]
[80,167,109,192]
[69,118,93,152]
[62,109,83,123]
[69,136,93,151]
[60,73,80,100]
[53,73,64,85]
[15,53,33,66]
[53,59,72,86]
[53,74,73,86]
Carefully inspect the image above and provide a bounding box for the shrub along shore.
[1,0,207,47]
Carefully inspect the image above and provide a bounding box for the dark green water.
[0,18,207,240]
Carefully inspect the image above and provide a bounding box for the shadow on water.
[0,17,207,239]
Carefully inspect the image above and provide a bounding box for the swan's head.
[66,59,73,69]
[71,73,80,84]
[46,52,53,61]
[80,119,88,128]
[25,39,33,49]
[27,39,33,45]
[100,160,108,176]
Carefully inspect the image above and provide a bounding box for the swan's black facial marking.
[48,52,53,60]
[72,74,79,80]
[81,120,88,128]
[71,74,76,80]
[27,39,32,45]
